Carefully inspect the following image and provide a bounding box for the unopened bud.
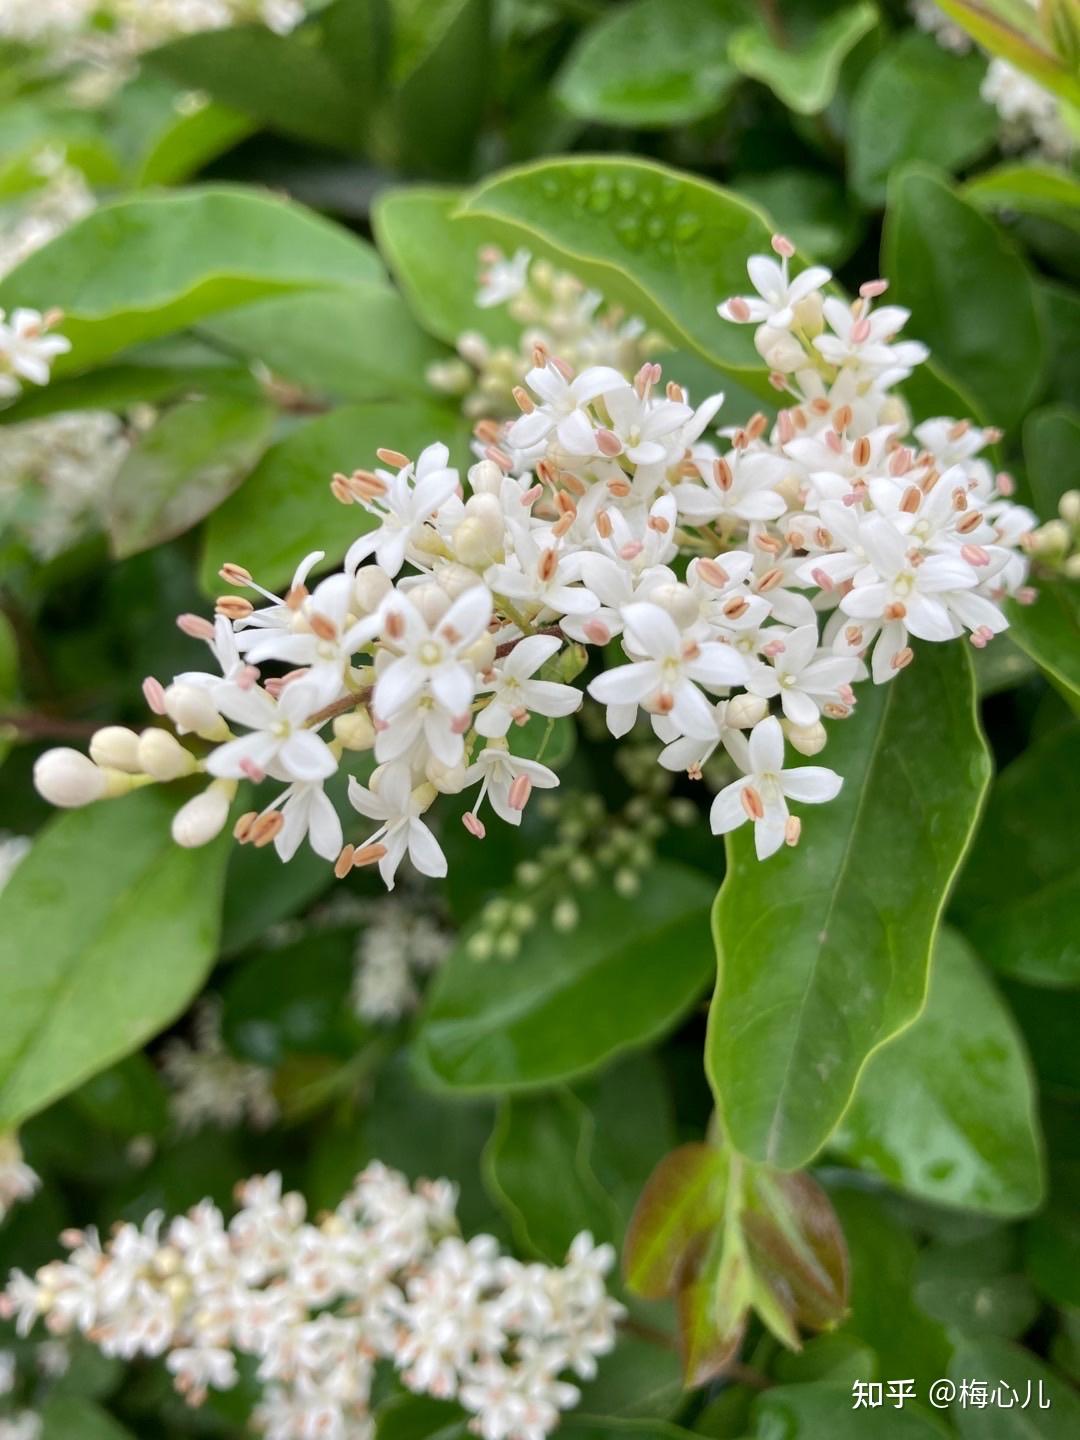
[34,748,107,808]
[650,582,698,629]
[89,726,142,773]
[463,631,496,671]
[171,782,233,848]
[1032,519,1070,556]
[137,729,197,782]
[353,565,392,614]
[410,583,452,627]
[333,710,376,751]
[454,496,505,567]
[783,718,827,757]
[426,757,468,793]
[468,459,504,495]
[793,292,823,337]
[725,693,770,728]
[1059,489,1080,526]
[163,683,227,740]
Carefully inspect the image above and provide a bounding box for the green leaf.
[734,169,863,268]
[832,929,1044,1215]
[934,0,1080,108]
[388,0,492,176]
[0,611,18,769]
[915,1229,1040,1339]
[772,1333,876,1385]
[707,642,990,1170]
[375,1394,468,1439]
[146,25,367,153]
[199,398,466,594]
[104,71,252,187]
[108,389,275,559]
[460,156,784,394]
[1023,403,1080,518]
[623,1143,728,1299]
[948,1336,1080,1437]
[1005,581,1080,708]
[883,166,1045,430]
[413,860,715,1094]
[372,187,520,347]
[40,1397,135,1440]
[199,285,450,402]
[965,163,1080,246]
[751,1383,948,1438]
[729,3,878,116]
[0,788,228,1132]
[554,0,741,129]
[0,186,384,374]
[848,31,997,206]
[952,725,1080,986]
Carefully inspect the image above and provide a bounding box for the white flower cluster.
[0,1136,39,1226]
[352,899,451,1023]
[160,998,278,1133]
[0,0,307,49]
[428,248,658,419]
[32,235,1038,875]
[2,1164,622,1440]
[912,0,1075,158]
[0,157,95,282]
[0,310,69,405]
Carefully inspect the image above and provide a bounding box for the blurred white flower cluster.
[0,0,307,60]
[912,0,1075,158]
[352,898,451,1023]
[32,234,1038,875]
[160,998,278,1133]
[3,1164,622,1440]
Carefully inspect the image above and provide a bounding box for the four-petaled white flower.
[475,634,582,738]
[207,680,336,783]
[710,716,842,859]
[507,362,626,455]
[348,765,447,890]
[465,744,560,827]
[748,623,860,725]
[346,443,460,578]
[719,253,831,330]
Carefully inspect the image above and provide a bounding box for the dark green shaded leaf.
[915,1229,1040,1339]
[1005,581,1080,707]
[948,1336,1080,1437]
[708,643,990,1169]
[751,1382,948,1438]
[729,3,878,116]
[1023,403,1080,519]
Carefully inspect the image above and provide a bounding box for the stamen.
[233,811,258,842]
[785,815,802,846]
[462,811,486,839]
[376,448,409,468]
[891,646,915,671]
[177,613,215,640]
[334,845,355,879]
[508,776,532,812]
[352,843,388,867]
[726,297,751,322]
[741,785,765,821]
[697,558,729,588]
[216,596,254,621]
[219,563,253,586]
[142,677,167,714]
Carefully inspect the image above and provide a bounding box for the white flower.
[599,383,692,466]
[477,248,531,308]
[348,765,447,890]
[748,624,859,725]
[345,443,459,578]
[465,744,560,828]
[0,308,70,396]
[814,298,928,383]
[588,601,749,740]
[710,716,842,859]
[241,571,377,706]
[207,680,337,783]
[0,1135,39,1222]
[719,248,831,330]
[673,450,788,525]
[507,362,626,455]
[475,635,581,738]
[487,533,599,619]
[373,584,492,743]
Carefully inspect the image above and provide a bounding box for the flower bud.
[163,683,226,739]
[725,693,770,728]
[437,563,485,599]
[1031,519,1070,556]
[1064,553,1080,581]
[426,358,472,396]
[463,631,496,672]
[426,757,468,793]
[454,495,505,568]
[353,565,392,614]
[457,331,490,368]
[755,325,804,373]
[137,728,197,782]
[410,583,452,627]
[171,782,232,848]
[467,458,504,495]
[333,709,375,751]
[33,748,107,808]
[88,726,142,772]
[783,718,828,756]
[1059,489,1080,526]
[649,582,698,629]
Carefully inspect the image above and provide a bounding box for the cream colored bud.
[792,291,824,338]
[468,458,504,495]
[410,583,452,627]
[878,395,910,431]
[425,757,468,793]
[426,358,472,395]
[171,782,232,848]
[89,726,142,772]
[457,331,490,368]
[137,728,197,782]
[463,631,496,671]
[163,683,225,739]
[454,493,505,567]
[34,748,107,807]
[649,582,698,629]
[353,565,392,614]
[333,710,375,751]
[1059,489,1080,526]
[783,717,828,757]
[775,469,804,508]
[1064,553,1080,580]
[755,325,804,373]
[412,781,438,811]
[437,563,485,599]
[1033,519,1070,556]
[725,693,770,728]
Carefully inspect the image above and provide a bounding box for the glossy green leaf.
[555,0,741,128]
[965,163,1080,245]
[108,389,275,559]
[199,285,449,401]
[40,1397,134,1440]
[372,187,520,347]
[751,1383,948,1439]
[414,860,714,1094]
[832,929,1044,1214]
[132,99,254,188]
[1005,581,1080,707]
[0,187,384,374]
[199,398,466,593]
[0,788,229,1131]
[374,1394,467,1439]
[147,25,367,152]
[948,1336,1080,1437]
[460,157,783,393]
[883,166,1045,429]
[934,0,1080,108]
[952,724,1080,986]
[1023,403,1080,518]
[729,3,878,115]
[708,642,990,1170]
[389,0,492,175]
[849,31,997,206]
[734,169,863,268]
